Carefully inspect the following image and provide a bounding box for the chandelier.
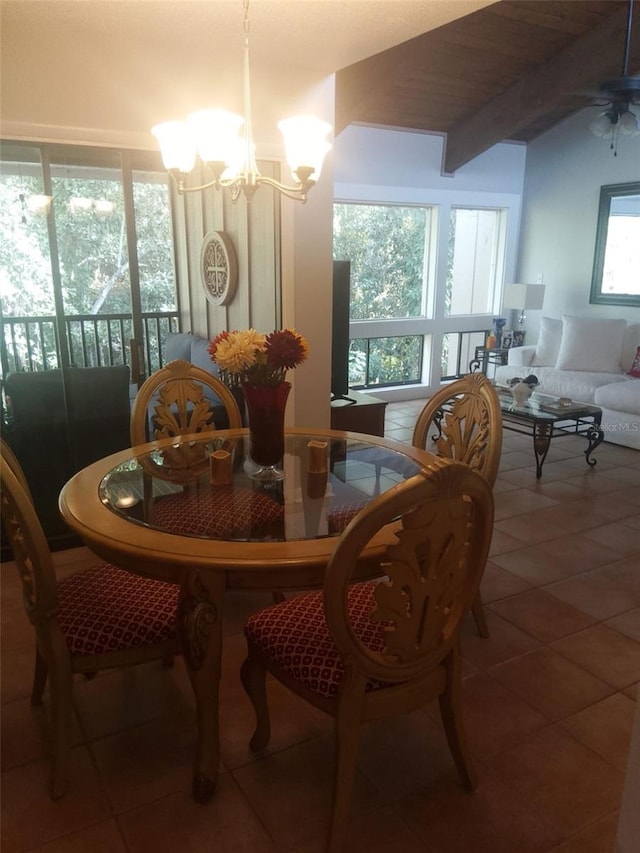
[152,0,331,203]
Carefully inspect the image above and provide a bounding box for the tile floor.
[2,399,639,853]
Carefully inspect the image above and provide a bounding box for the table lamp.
[503,283,546,325]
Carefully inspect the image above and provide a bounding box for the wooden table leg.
[177,568,225,803]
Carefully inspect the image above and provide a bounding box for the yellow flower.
[213,329,266,373]
[210,327,308,386]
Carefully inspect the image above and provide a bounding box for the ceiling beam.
[444,3,638,173]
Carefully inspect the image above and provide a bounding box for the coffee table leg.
[533,423,552,479]
[585,424,604,468]
[177,569,225,803]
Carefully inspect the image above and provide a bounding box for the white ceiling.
[1,0,496,74]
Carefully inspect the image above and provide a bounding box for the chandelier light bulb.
[619,109,640,136]
[151,121,197,174]
[589,112,614,138]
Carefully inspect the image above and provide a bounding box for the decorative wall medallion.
[200,231,238,306]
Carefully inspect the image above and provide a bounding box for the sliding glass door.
[0,141,179,548]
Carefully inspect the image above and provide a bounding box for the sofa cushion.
[628,346,640,379]
[622,324,640,372]
[532,317,563,367]
[191,335,219,375]
[594,378,640,416]
[555,316,627,373]
[165,332,193,362]
[537,370,629,403]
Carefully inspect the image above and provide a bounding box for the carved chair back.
[130,359,242,446]
[1,447,59,631]
[412,372,502,488]
[323,458,494,684]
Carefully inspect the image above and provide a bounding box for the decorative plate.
[200,231,238,306]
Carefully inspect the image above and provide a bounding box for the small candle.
[210,449,232,486]
[308,440,328,474]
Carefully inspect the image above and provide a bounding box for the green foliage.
[333,204,426,320]
[1,160,177,372]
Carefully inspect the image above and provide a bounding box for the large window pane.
[0,152,57,371]
[51,157,130,317]
[1,143,178,376]
[334,203,430,320]
[447,208,506,316]
[349,335,422,387]
[133,173,176,313]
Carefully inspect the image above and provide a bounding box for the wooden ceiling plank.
[444,4,635,173]
[486,0,617,35]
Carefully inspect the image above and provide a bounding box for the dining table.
[58,426,435,802]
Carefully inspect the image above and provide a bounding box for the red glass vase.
[242,381,291,480]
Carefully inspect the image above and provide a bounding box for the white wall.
[516,108,640,343]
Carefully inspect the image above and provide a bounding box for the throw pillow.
[628,346,640,378]
[532,317,563,366]
[555,315,627,373]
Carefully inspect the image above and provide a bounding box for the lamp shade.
[503,283,546,312]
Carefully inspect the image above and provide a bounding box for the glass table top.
[495,388,602,421]
[98,432,422,543]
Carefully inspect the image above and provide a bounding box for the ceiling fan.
[589,0,640,142]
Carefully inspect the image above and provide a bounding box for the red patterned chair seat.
[57,565,179,656]
[244,582,395,698]
[326,501,368,535]
[152,487,283,538]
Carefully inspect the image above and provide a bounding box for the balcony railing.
[0,312,179,378]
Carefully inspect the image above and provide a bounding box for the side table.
[470,346,509,376]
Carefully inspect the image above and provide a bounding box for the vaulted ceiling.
[336,0,640,172]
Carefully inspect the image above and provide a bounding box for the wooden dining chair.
[241,458,494,852]
[411,372,502,637]
[130,359,242,446]
[0,440,181,800]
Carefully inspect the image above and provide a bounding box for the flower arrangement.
[208,328,309,387]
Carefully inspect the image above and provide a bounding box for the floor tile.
[460,672,550,759]
[233,736,382,850]
[393,763,563,853]
[478,562,532,602]
[460,610,540,671]
[22,819,128,853]
[485,725,624,835]
[606,608,640,642]
[558,692,636,771]
[118,773,278,853]
[0,747,111,852]
[488,647,613,720]
[488,588,596,643]
[546,567,640,622]
[546,811,619,853]
[551,623,640,690]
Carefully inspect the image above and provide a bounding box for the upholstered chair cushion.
[57,565,179,656]
[244,583,396,697]
[152,487,284,538]
[326,502,368,535]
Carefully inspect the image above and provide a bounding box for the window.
[333,201,509,389]
[447,208,507,316]
[333,203,433,320]
[0,142,178,377]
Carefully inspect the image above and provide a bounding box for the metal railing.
[350,329,489,389]
[0,311,179,378]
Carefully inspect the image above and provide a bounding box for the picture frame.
[512,330,526,347]
[502,331,513,349]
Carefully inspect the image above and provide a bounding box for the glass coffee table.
[495,388,604,478]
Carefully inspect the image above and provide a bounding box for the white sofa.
[495,315,640,450]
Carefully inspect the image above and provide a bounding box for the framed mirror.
[590,181,640,307]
